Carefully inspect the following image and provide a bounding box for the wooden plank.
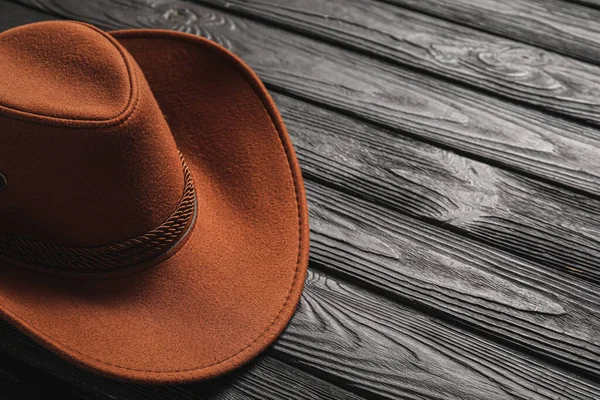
[0,319,200,400]
[280,91,600,374]
[303,177,600,377]
[16,0,600,202]
[0,358,48,400]
[272,92,600,284]
[377,0,600,68]
[0,318,362,400]
[272,266,600,400]
[197,0,600,126]
[215,357,366,400]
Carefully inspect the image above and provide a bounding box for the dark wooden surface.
[381,0,600,67]
[1,0,600,399]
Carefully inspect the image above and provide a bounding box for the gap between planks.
[566,0,600,9]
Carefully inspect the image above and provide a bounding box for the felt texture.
[0,22,130,120]
[0,21,309,384]
[0,21,184,246]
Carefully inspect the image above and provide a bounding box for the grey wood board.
[380,0,600,67]
[283,83,600,373]
[303,175,600,378]
[197,0,600,126]
[271,265,599,400]
[0,354,87,400]
[15,0,600,201]
[272,91,600,285]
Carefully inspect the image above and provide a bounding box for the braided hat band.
[0,153,197,276]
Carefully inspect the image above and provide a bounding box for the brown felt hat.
[0,21,309,384]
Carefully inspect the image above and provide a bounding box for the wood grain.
[303,178,600,378]
[272,93,600,283]
[15,0,600,200]
[0,318,362,400]
[197,0,600,126]
[379,0,600,67]
[216,357,365,400]
[272,267,600,400]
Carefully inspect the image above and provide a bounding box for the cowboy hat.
[0,21,309,384]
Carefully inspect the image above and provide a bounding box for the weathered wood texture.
[198,0,600,126]
[17,0,600,201]
[272,266,599,400]
[304,178,600,377]
[380,0,600,67]
[567,0,600,8]
[273,92,600,285]
[569,0,600,8]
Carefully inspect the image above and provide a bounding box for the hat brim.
[0,30,309,384]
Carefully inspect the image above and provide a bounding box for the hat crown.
[0,22,132,121]
[0,21,193,275]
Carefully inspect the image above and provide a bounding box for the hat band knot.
[0,153,197,277]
